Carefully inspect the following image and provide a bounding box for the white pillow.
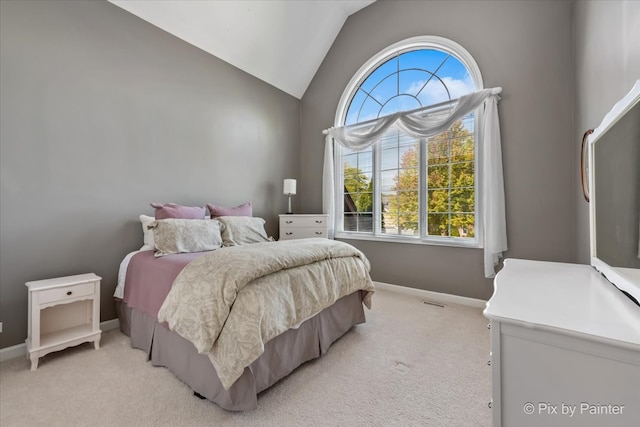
[140,214,156,250]
[216,216,274,246]
[150,218,224,257]
[140,214,213,251]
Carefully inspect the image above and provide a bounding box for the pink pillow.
[207,202,252,218]
[150,203,206,220]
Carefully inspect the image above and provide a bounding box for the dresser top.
[26,273,101,290]
[484,259,640,347]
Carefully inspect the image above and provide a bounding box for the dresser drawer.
[38,282,95,305]
[279,215,328,229]
[280,227,328,240]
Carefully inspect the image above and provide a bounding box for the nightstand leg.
[94,337,100,350]
[30,354,39,371]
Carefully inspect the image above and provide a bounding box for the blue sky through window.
[344,49,474,126]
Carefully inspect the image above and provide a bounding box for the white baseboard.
[99,318,121,332]
[0,318,121,363]
[373,281,487,308]
[1,288,483,361]
[0,342,26,363]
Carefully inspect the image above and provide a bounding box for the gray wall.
[0,0,300,348]
[573,0,640,264]
[300,0,575,300]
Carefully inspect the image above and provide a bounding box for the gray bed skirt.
[116,291,366,411]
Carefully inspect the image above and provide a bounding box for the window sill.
[335,232,482,249]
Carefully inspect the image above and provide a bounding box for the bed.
[114,214,375,411]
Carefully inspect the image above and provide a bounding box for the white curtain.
[323,87,507,278]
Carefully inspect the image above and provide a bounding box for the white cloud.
[409,75,476,106]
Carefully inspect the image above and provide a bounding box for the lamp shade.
[283,179,297,195]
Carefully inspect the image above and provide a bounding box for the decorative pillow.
[150,203,206,220]
[139,214,156,250]
[206,202,252,218]
[216,216,274,246]
[149,218,224,257]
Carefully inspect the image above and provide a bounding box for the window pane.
[381,148,399,170]
[399,49,450,74]
[428,213,449,237]
[345,89,368,126]
[427,138,449,165]
[416,78,451,106]
[451,161,474,188]
[450,214,475,237]
[451,187,475,213]
[343,147,373,195]
[388,189,418,224]
[382,188,397,235]
[396,170,418,191]
[357,213,374,233]
[398,145,418,167]
[382,190,397,213]
[399,69,433,98]
[399,212,419,236]
[380,95,421,117]
[354,192,373,214]
[399,190,419,205]
[370,74,398,106]
[437,58,472,92]
[381,222,396,234]
[428,189,449,213]
[359,96,382,122]
[380,130,401,149]
[360,57,398,93]
[398,133,417,148]
[342,146,357,156]
[461,114,475,132]
[450,137,474,162]
[344,190,357,213]
[427,165,450,189]
[343,174,359,193]
[343,213,358,231]
[381,170,397,192]
[357,151,373,173]
[343,153,358,170]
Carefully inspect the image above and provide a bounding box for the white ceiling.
[108,0,374,99]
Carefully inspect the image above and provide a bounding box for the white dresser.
[484,259,640,427]
[279,214,329,240]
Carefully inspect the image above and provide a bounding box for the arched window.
[333,36,484,245]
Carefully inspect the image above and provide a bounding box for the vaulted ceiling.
[109,0,375,99]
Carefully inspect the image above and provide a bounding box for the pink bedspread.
[123,251,207,318]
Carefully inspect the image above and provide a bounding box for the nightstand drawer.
[38,282,95,305]
[279,216,328,229]
[281,227,327,240]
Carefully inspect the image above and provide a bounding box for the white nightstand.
[25,273,102,370]
[279,214,329,240]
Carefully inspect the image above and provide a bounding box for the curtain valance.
[325,87,502,149]
[322,87,507,278]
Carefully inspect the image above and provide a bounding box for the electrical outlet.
[0,322,3,333]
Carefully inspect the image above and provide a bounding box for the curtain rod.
[322,87,502,135]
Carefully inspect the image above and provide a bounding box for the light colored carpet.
[0,289,491,426]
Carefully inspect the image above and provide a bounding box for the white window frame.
[333,36,484,248]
